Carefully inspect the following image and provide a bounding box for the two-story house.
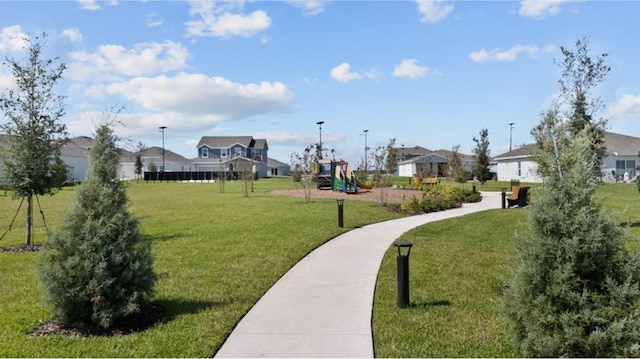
[192,136,269,178]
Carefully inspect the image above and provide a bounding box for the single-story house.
[395,146,475,177]
[494,131,640,183]
[267,157,290,177]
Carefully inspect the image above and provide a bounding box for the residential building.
[193,136,269,178]
[494,131,640,183]
[267,157,290,177]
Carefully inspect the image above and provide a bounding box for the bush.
[39,124,156,329]
[399,184,479,214]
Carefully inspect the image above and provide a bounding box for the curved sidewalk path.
[214,191,502,358]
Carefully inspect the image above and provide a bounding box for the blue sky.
[1,0,640,165]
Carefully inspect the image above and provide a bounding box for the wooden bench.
[507,186,529,208]
[423,177,439,185]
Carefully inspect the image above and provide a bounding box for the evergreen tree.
[0,33,69,245]
[506,124,640,357]
[557,36,610,180]
[134,142,146,180]
[472,128,491,184]
[39,123,156,329]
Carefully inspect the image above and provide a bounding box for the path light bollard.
[393,241,413,309]
[501,188,506,209]
[472,183,476,193]
[337,199,344,228]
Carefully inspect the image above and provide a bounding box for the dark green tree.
[472,128,491,184]
[0,33,69,245]
[39,123,156,329]
[133,141,146,180]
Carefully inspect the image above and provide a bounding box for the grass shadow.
[409,299,452,308]
[155,298,226,324]
[144,233,183,242]
[621,221,640,228]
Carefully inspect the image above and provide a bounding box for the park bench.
[507,186,529,208]
[423,177,439,185]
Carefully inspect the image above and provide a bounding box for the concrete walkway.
[214,191,502,358]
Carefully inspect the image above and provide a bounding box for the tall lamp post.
[159,126,167,172]
[316,121,324,159]
[363,129,369,173]
[508,122,514,152]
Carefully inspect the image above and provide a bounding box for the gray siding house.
[193,136,269,178]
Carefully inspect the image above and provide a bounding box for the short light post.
[393,241,413,308]
[336,199,344,228]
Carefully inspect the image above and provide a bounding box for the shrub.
[399,184,478,214]
[39,124,156,329]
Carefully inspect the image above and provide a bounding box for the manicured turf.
[372,182,640,357]
[2,178,637,357]
[0,177,405,357]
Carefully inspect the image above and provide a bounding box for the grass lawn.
[373,182,640,357]
[3,177,638,357]
[0,177,406,357]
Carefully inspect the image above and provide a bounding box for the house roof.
[394,145,432,158]
[197,136,268,149]
[398,153,450,165]
[494,131,640,160]
[267,157,289,167]
[493,143,537,160]
[432,149,475,163]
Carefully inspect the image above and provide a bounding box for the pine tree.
[472,128,491,184]
[39,123,156,329]
[506,124,640,357]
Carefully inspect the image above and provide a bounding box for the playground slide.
[356,180,372,190]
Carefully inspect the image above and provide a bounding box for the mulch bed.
[0,244,43,253]
[29,302,164,337]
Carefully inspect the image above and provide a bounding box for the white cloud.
[66,40,190,82]
[607,94,640,118]
[185,0,271,39]
[330,63,361,83]
[77,0,118,11]
[329,63,380,83]
[393,59,429,79]
[519,0,579,19]
[146,12,164,28]
[0,25,28,52]
[285,0,329,16]
[414,0,454,23]
[99,73,293,122]
[61,28,83,43]
[470,44,555,62]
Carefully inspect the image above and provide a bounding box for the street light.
[159,126,167,172]
[363,129,369,173]
[316,121,324,159]
[508,122,514,152]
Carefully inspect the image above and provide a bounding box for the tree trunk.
[26,194,33,245]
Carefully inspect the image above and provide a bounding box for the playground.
[315,159,373,193]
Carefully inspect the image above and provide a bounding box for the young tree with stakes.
[0,33,69,246]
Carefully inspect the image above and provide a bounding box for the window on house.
[253,149,262,160]
[201,147,208,158]
[234,147,242,157]
[221,149,227,158]
[517,161,521,177]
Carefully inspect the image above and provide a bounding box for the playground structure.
[314,159,371,193]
